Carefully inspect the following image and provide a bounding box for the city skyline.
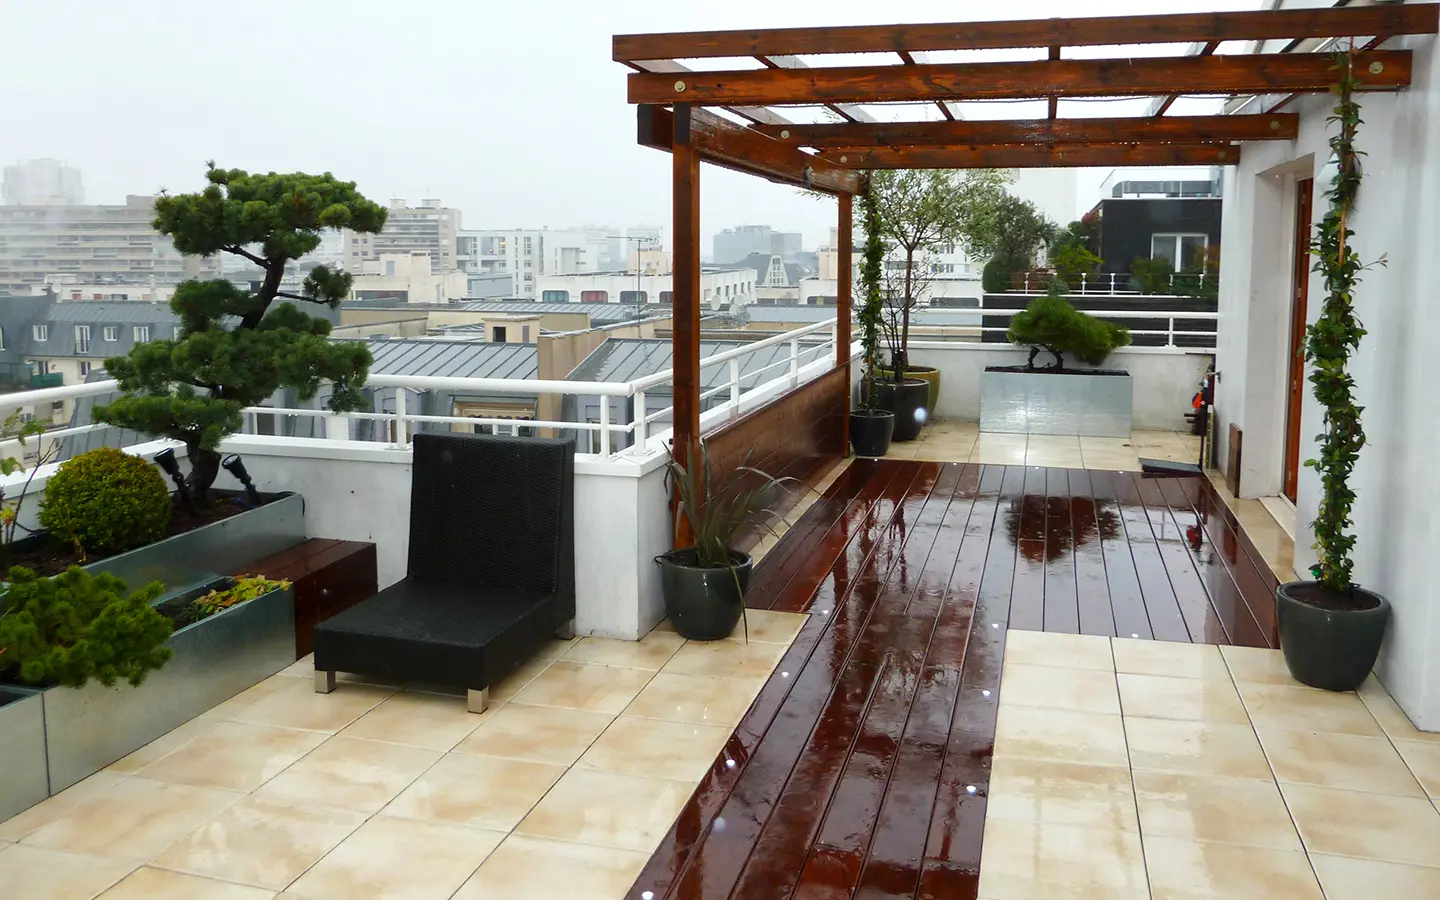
[0,0,1254,251]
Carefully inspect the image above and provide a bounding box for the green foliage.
[38,448,172,558]
[971,194,1057,278]
[857,176,887,411]
[667,444,798,571]
[1173,244,1221,302]
[0,566,170,688]
[1050,220,1103,289]
[95,164,387,503]
[1306,52,1383,596]
[1130,256,1175,295]
[193,575,290,619]
[982,257,1016,294]
[1007,283,1131,370]
[868,169,1012,379]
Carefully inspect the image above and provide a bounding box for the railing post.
[729,358,741,414]
[392,389,408,448]
[599,396,612,457]
[1110,272,1118,293]
[1023,272,1031,293]
[789,337,800,387]
[1168,316,1176,349]
[1080,273,1087,294]
[631,390,648,456]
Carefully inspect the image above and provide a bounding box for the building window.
[619,290,647,304]
[33,360,49,375]
[522,326,531,342]
[659,291,673,304]
[32,325,47,342]
[0,327,5,351]
[79,362,92,377]
[580,290,608,303]
[133,326,150,343]
[492,326,508,343]
[385,260,396,276]
[541,290,569,302]
[1150,233,1209,270]
[102,326,118,342]
[75,326,91,354]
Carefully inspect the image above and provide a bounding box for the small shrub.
[193,575,291,619]
[982,257,1016,293]
[1130,256,1175,295]
[1007,284,1132,370]
[38,447,172,558]
[0,566,171,687]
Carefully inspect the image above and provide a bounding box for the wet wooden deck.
[627,459,1278,900]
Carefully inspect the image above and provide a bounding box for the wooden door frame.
[1282,177,1314,503]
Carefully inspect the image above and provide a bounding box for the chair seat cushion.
[312,578,559,690]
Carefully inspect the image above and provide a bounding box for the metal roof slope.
[365,338,538,379]
[44,302,181,324]
[565,337,824,391]
[458,300,669,324]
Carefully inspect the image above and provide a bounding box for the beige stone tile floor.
[979,629,1440,900]
[0,611,806,899]
[881,418,1203,471]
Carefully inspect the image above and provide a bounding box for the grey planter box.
[980,368,1133,438]
[84,492,306,595]
[0,686,48,821]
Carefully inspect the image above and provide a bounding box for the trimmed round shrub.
[39,447,172,557]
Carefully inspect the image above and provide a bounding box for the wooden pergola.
[613,4,1438,480]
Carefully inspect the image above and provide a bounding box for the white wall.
[907,343,1210,431]
[1216,29,1440,728]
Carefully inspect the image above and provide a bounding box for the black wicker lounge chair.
[312,432,575,712]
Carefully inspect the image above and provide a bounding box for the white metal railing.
[916,307,1217,349]
[1010,270,1212,295]
[0,320,845,464]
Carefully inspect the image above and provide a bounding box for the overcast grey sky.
[1,0,1257,249]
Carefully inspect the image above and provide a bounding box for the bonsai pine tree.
[1007,280,1131,370]
[96,165,387,505]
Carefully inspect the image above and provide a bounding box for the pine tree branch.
[274,291,318,303]
[222,245,269,268]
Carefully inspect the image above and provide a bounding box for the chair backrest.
[407,433,574,603]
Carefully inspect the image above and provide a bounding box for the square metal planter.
[980,368,1133,437]
[0,686,48,822]
[38,584,296,794]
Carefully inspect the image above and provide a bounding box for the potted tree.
[656,443,795,641]
[1277,52,1391,692]
[850,177,895,457]
[868,168,1009,437]
[982,279,1132,436]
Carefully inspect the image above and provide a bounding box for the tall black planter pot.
[850,409,895,458]
[875,378,929,442]
[657,549,753,641]
[1277,582,1391,692]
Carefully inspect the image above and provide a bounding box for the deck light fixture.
[154,448,194,515]
[222,454,262,505]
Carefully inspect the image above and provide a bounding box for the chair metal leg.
[556,618,575,641]
[467,688,490,714]
[315,670,336,694]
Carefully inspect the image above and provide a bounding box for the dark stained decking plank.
[1131,474,1232,645]
[1088,470,1151,640]
[1069,469,1117,637]
[1111,471,1192,642]
[1042,467,1080,634]
[1008,466,1048,632]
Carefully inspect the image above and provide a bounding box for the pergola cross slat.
[613,3,1440,548]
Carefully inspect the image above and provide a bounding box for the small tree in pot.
[850,175,895,458]
[1007,280,1131,371]
[1277,51,1391,692]
[656,444,796,641]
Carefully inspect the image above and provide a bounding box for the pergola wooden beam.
[631,51,1411,107]
[613,5,1439,60]
[755,114,1296,147]
[638,105,859,194]
[820,143,1242,170]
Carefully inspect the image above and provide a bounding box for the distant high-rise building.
[713,225,802,266]
[0,195,219,296]
[3,159,84,206]
[456,228,595,299]
[345,198,460,273]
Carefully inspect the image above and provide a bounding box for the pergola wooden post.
[620,2,1439,546]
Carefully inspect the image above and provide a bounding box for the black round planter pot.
[1277,581,1391,692]
[849,409,895,458]
[874,378,929,442]
[656,549,753,641]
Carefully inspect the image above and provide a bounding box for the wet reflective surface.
[627,460,1278,900]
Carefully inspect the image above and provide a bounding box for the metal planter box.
[39,585,296,794]
[84,492,306,594]
[0,686,48,821]
[980,368,1133,437]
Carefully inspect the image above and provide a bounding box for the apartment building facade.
[345,199,460,274]
[0,196,220,296]
[3,159,84,206]
[457,228,595,299]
